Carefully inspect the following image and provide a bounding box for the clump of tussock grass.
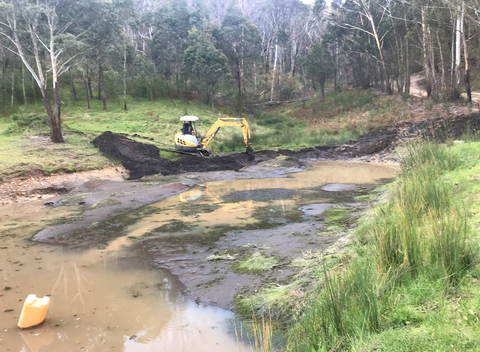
[236,282,305,322]
[232,252,280,274]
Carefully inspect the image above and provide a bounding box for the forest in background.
[0,0,478,142]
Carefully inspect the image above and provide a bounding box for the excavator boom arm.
[200,118,252,150]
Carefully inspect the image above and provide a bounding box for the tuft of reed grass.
[235,314,277,352]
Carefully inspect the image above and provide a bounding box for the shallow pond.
[0,161,398,352]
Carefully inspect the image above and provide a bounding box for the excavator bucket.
[246,147,255,161]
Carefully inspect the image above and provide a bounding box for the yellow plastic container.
[17,294,50,329]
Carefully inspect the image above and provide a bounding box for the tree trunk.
[334,40,338,92]
[99,63,107,110]
[83,69,90,109]
[428,26,437,94]
[51,83,64,143]
[302,66,306,108]
[320,80,325,102]
[237,62,243,117]
[253,60,257,92]
[10,63,14,108]
[211,87,214,110]
[123,45,127,111]
[462,15,471,103]
[367,13,390,94]
[32,75,37,105]
[98,62,102,100]
[404,14,410,94]
[166,71,172,98]
[87,71,93,98]
[422,7,432,97]
[176,72,180,95]
[270,42,278,101]
[436,29,445,94]
[22,65,26,105]
[405,39,410,94]
[69,67,76,103]
[453,4,463,101]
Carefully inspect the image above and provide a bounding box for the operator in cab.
[181,121,195,135]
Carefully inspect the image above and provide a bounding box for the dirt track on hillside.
[93,113,480,179]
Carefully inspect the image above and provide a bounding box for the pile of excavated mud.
[93,114,480,179]
[92,131,253,179]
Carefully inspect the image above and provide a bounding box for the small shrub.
[5,111,48,134]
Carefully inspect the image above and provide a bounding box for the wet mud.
[93,113,480,180]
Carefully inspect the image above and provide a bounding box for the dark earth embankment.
[93,113,480,179]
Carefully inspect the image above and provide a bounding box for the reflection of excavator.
[174,116,254,160]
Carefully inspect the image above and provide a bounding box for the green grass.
[286,140,480,352]
[236,282,305,322]
[232,252,280,274]
[288,89,414,134]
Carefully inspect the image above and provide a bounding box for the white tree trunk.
[453,2,463,100]
[270,42,278,102]
[22,64,26,105]
[124,43,127,110]
[10,63,14,108]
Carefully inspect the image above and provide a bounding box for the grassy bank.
[285,140,480,351]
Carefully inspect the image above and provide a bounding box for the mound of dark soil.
[276,113,480,161]
[92,131,252,179]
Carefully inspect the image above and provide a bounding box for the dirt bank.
[93,113,480,180]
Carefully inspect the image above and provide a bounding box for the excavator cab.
[175,116,201,153]
[174,116,254,160]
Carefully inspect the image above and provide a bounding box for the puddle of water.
[299,203,336,216]
[0,161,398,352]
[0,204,250,352]
[321,184,358,192]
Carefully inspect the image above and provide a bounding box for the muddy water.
[0,204,249,352]
[0,161,398,352]
[120,161,398,243]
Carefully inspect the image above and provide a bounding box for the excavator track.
[158,148,206,157]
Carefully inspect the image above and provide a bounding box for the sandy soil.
[0,167,128,205]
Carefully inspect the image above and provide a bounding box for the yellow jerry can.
[17,294,50,329]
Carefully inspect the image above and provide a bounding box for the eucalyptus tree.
[151,0,191,99]
[0,0,93,142]
[218,2,261,115]
[305,43,334,101]
[183,23,230,108]
[335,0,393,93]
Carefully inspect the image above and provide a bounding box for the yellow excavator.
[174,116,254,159]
